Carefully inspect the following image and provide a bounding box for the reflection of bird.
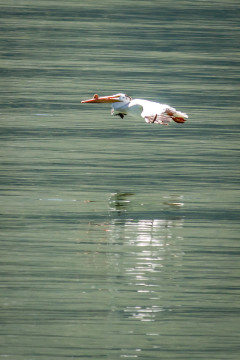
[109,192,134,213]
[81,93,188,125]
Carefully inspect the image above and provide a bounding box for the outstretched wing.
[145,113,172,125]
[144,107,188,125]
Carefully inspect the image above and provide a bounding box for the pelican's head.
[81,93,132,104]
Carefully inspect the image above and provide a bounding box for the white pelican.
[81,93,188,125]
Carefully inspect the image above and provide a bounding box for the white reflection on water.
[124,305,165,322]
[119,218,183,321]
[124,218,184,247]
[107,193,185,322]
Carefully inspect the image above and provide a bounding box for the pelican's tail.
[165,108,188,123]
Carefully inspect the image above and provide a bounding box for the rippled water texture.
[1,0,240,359]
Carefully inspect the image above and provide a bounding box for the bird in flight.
[81,93,188,125]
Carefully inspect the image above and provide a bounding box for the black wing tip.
[115,113,125,119]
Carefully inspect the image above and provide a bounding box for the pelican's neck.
[127,99,144,117]
[111,99,130,113]
[111,98,143,118]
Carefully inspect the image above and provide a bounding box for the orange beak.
[81,94,121,103]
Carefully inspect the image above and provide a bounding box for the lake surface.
[0,0,240,359]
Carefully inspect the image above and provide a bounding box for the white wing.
[140,101,188,125]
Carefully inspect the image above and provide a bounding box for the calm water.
[1,0,240,359]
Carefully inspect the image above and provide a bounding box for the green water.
[1,0,240,359]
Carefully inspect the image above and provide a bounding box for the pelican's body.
[81,93,188,125]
